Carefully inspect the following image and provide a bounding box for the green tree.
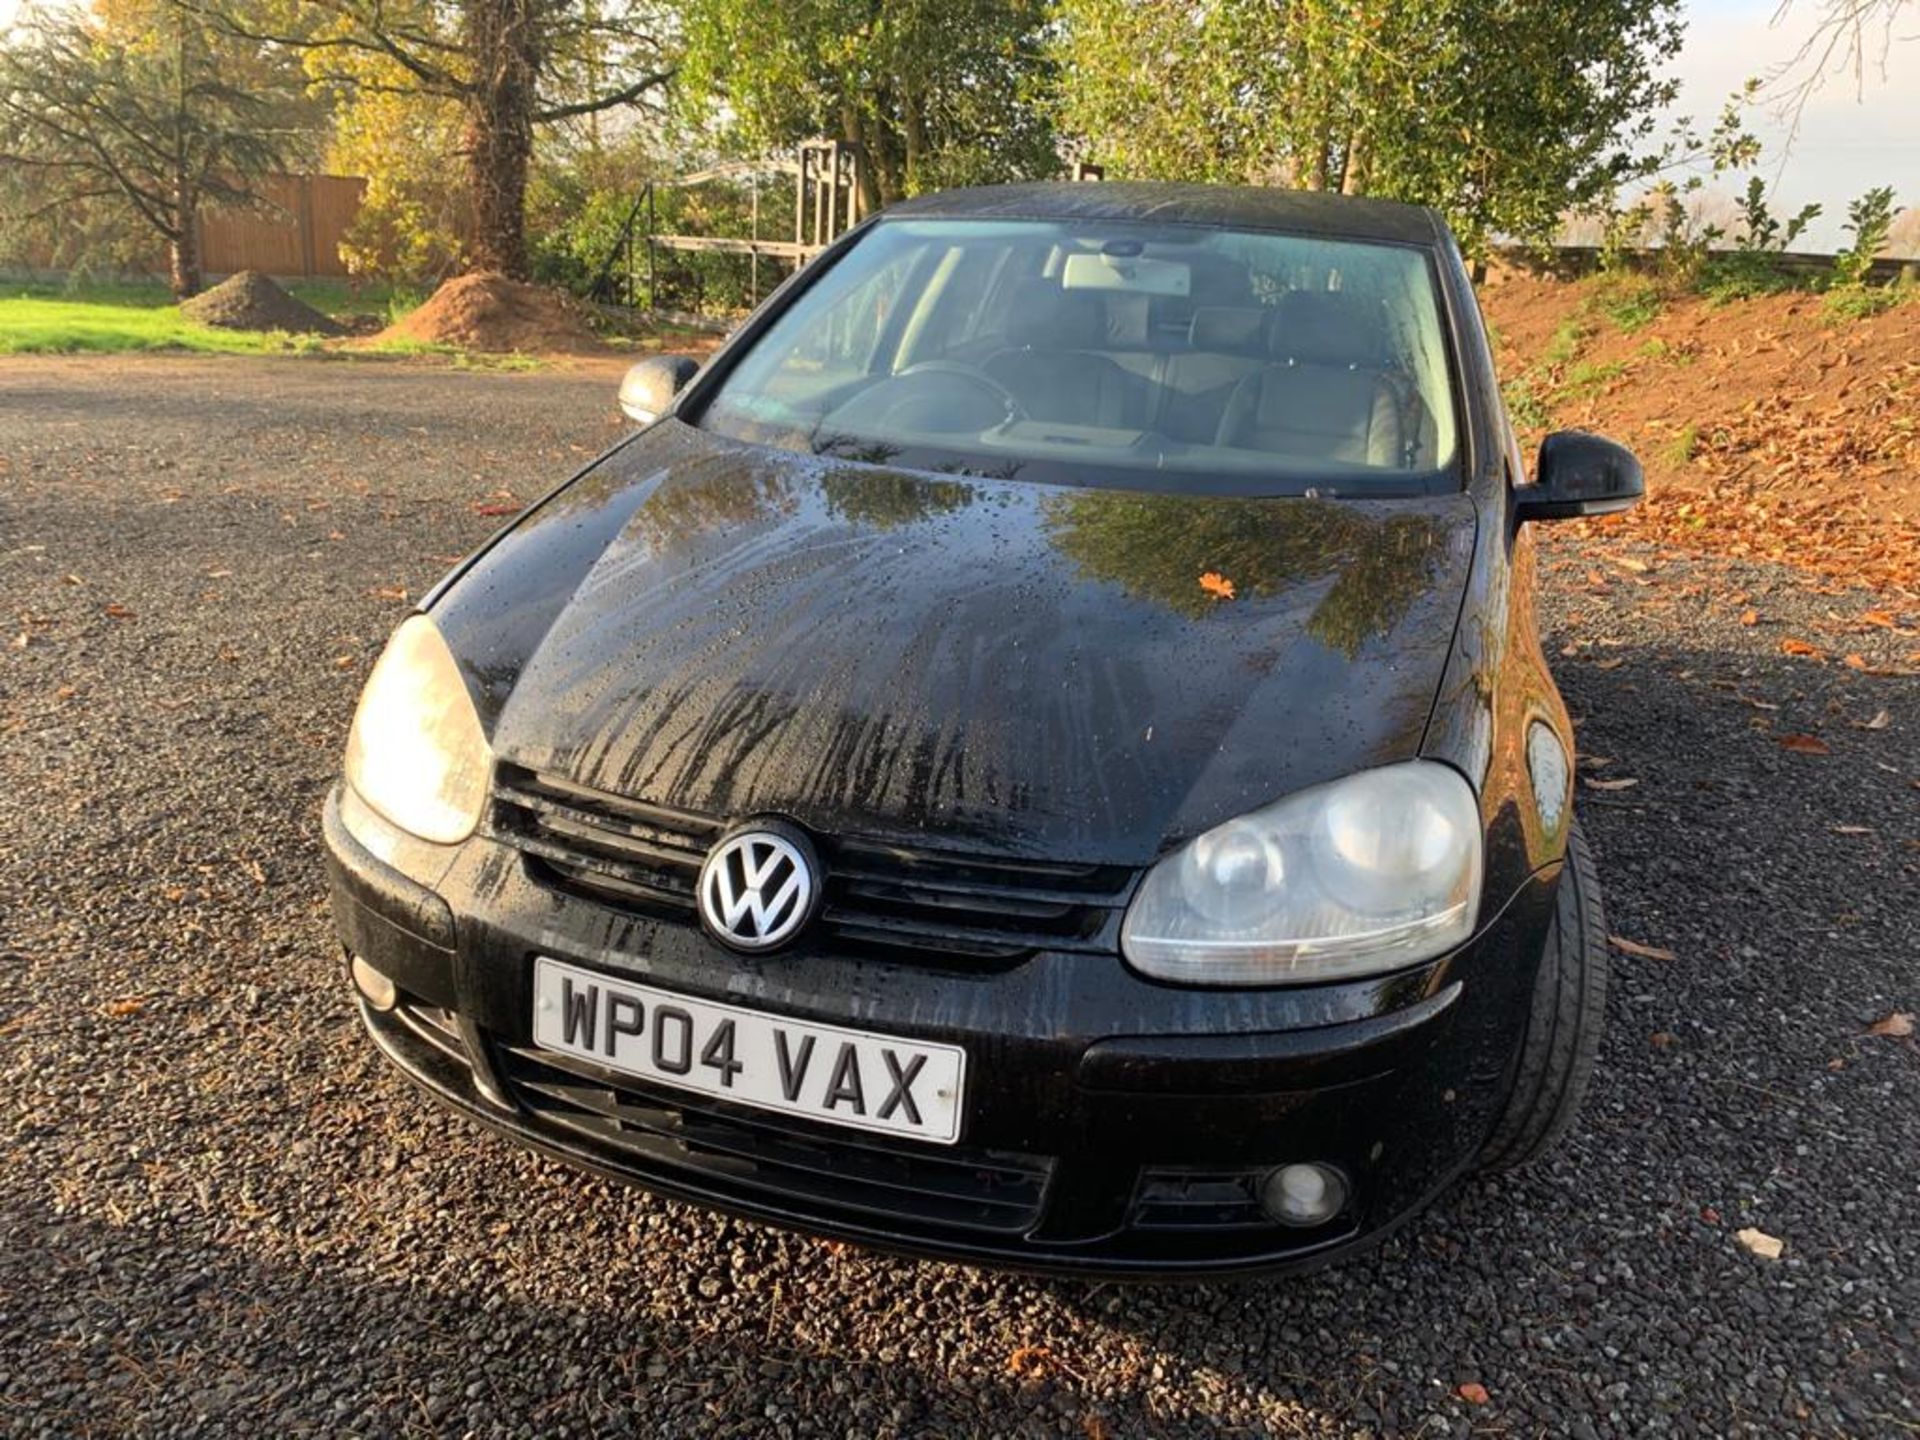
[206,0,674,278]
[676,0,1058,211]
[0,0,308,296]
[1051,0,1687,258]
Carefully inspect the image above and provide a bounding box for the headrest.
[1268,291,1386,367]
[1003,276,1105,350]
[1189,306,1268,355]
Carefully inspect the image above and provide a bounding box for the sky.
[1,0,1911,246]
[1665,0,1920,247]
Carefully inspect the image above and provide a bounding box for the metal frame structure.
[590,141,866,328]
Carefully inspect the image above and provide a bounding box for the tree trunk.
[840,103,884,216]
[1340,128,1371,196]
[464,0,540,278]
[901,89,929,194]
[169,184,201,298]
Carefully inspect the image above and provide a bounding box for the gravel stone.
[1,355,1915,1438]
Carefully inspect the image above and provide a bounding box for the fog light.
[350,956,398,1012]
[1261,1163,1348,1227]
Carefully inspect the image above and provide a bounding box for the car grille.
[493,1040,1052,1235]
[489,765,1137,966]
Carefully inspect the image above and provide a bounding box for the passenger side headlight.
[1121,761,1481,985]
[344,615,491,844]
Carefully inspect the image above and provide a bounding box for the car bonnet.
[450,422,1479,868]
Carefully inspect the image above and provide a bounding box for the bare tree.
[1767,1,1912,136]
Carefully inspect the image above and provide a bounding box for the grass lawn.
[0,277,424,356]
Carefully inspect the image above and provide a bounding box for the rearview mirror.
[1514,431,1644,523]
[619,354,700,425]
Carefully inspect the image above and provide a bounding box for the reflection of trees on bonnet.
[819,469,976,529]
[1041,491,1446,655]
[624,460,798,547]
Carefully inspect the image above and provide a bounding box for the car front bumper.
[323,782,1558,1278]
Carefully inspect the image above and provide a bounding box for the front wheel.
[1480,823,1609,1170]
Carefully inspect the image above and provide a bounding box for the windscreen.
[696,218,1461,496]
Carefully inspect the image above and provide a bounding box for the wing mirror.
[1514,431,1644,523]
[618,354,700,425]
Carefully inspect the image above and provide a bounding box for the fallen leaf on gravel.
[1199,571,1237,600]
[1866,1012,1914,1038]
[205,568,233,578]
[1611,936,1677,961]
[1777,734,1831,755]
[1457,1383,1490,1405]
[1855,709,1890,730]
[333,655,356,670]
[1083,1417,1114,1440]
[1650,1031,1676,1049]
[1739,608,1760,626]
[1007,1346,1054,1378]
[1594,657,1626,670]
[55,685,76,700]
[1702,1206,1721,1224]
[1830,825,1873,835]
[105,997,145,1018]
[103,603,134,619]
[370,585,410,602]
[1584,776,1640,791]
[62,573,83,586]
[1779,637,1825,659]
[1859,610,1896,628]
[473,502,520,517]
[1609,555,1651,574]
[1737,1228,1784,1261]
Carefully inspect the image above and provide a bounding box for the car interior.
[699,221,1461,494]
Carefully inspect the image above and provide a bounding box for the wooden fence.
[12,173,368,280]
[199,174,366,278]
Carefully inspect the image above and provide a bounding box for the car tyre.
[1480,822,1608,1170]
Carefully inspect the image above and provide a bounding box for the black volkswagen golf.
[324,182,1643,1276]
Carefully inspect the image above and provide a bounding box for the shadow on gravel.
[1038,642,1918,1435]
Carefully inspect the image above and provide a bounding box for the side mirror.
[1514,431,1644,523]
[618,354,700,425]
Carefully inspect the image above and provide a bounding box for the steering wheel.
[892,361,1029,424]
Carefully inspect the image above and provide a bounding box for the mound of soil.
[181,271,344,335]
[1482,275,1920,592]
[378,272,604,353]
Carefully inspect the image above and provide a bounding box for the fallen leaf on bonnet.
[1457,1383,1490,1405]
[1737,1228,1784,1261]
[1777,734,1831,755]
[1198,571,1237,600]
[1780,637,1825,659]
[1611,935,1676,961]
[1866,1012,1914,1038]
[1583,775,1639,791]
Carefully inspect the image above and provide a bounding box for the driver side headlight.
[1121,761,1482,985]
[344,615,491,844]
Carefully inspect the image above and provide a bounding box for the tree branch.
[533,67,674,122]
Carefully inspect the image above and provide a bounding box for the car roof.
[884,181,1444,246]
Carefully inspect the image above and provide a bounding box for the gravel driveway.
[2,355,1915,1438]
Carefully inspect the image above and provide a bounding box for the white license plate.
[530,957,967,1145]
